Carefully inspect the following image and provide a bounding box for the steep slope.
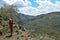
[0,5,20,36]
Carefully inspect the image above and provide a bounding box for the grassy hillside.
[23,12,60,40]
[0,4,19,35]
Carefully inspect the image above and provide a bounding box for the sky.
[0,0,60,16]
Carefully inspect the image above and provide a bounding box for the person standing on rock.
[0,15,3,36]
[8,18,14,36]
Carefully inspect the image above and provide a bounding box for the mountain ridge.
[23,12,60,40]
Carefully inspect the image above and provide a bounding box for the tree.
[0,4,18,22]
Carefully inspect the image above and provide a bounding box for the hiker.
[19,25,26,31]
[0,25,3,36]
[0,15,2,25]
[8,18,14,36]
[0,15,3,36]
[19,25,31,40]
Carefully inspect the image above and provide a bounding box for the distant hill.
[18,13,36,20]
[17,13,36,25]
[23,12,60,38]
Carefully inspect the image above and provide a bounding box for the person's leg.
[0,31,2,36]
[5,26,13,37]
[10,27,13,36]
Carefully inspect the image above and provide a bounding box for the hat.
[9,18,12,20]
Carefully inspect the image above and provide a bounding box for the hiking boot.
[6,35,12,38]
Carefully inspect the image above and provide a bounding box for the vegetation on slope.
[23,12,60,40]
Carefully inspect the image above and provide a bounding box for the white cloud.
[3,0,17,5]
[23,0,31,6]
[3,0,60,16]
[3,0,31,6]
[18,6,40,16]
[18,0,60,16]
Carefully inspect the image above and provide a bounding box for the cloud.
[3,0,17,5]
[18,7,41,16]
[18,0,60,16]
[3,0,31,6]
[3,0,60,16]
